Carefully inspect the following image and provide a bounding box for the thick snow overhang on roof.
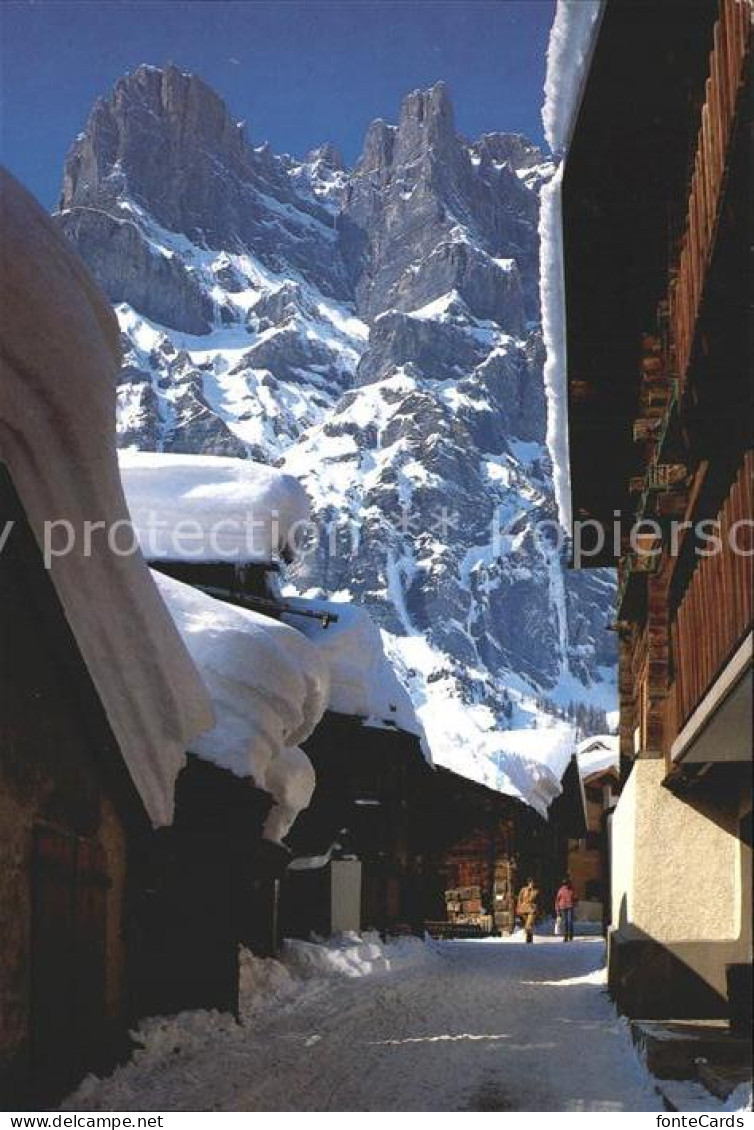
[432,722,575,821]
[281,596,430,759]
[561,0,719,542]
[539,0,604,533]
[0,169,214,826]
[542,0,605,158]
[152,571,330,843]
[576,734,620,780]
[118,451,311,565]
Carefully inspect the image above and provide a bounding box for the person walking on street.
[555,876,577,942]
[516,877,539,943]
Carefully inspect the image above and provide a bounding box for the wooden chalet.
[123,556,322,995]
[1,466,147,1106]
[567,738,620,929]
[145,548,593,948]
[119,467,599,960]
[0,172,213,1106]
[142,555,433,946]
[281,713,429,939]
[415,758,587,938]
[129,757,289,1019]
[562,0,751,1022]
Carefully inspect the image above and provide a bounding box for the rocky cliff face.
[56,64,616,800]
[340,82,540,323]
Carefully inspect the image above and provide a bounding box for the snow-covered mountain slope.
[55,64,616,813]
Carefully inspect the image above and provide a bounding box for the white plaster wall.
[611,763,637,930]
[736,803,752,952]
[611,760,738,942]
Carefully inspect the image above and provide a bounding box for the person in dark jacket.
[555,876,577,941]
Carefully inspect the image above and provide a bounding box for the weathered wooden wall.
[0,470,144,1107]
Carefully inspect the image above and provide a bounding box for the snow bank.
[282,596,429,754]
[0,169,213,827]
[63,933,439,1109]
[119,450,310,563]
[250,934,439,1020]
[280,931,435,980]
[642,1072,753,1116]
[720,1083,753,1114]
[576,734,619,780]
[540,1,604,533]
[238,946,300,1018]
[152,570,329,840]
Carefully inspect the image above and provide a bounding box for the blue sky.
[0,0,555,209]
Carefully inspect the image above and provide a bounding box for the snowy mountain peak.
[304,143,347,173]
[55,66,617,811]
[356,118,398,178]
[395,80,457,159]
[58,63,350,320]
[61,63,248,219]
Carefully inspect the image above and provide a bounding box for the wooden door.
[30,826,76,1102]
[73,839,109,1062]
[30,825,109,1103]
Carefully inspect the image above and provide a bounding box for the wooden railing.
[669,0,751,386]
[669,451,754,734]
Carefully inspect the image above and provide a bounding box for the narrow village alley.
[64,935,665,1112]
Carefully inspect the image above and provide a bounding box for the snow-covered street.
[66,935,664,1112]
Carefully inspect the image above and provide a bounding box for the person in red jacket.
[555,876,577,942]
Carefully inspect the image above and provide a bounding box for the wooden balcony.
[669,452,754,737]
[669,0,751,387]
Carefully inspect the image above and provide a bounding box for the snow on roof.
[382,631,577,817]
[281,596,429,756]
[540,1,604,533]
[539,165,571,532]
[0,170,213,827]
[576,734,619,781]
[490,724,576,813]
[118,451,310,564]
[542,0,604,156]
[152,571,330,842]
